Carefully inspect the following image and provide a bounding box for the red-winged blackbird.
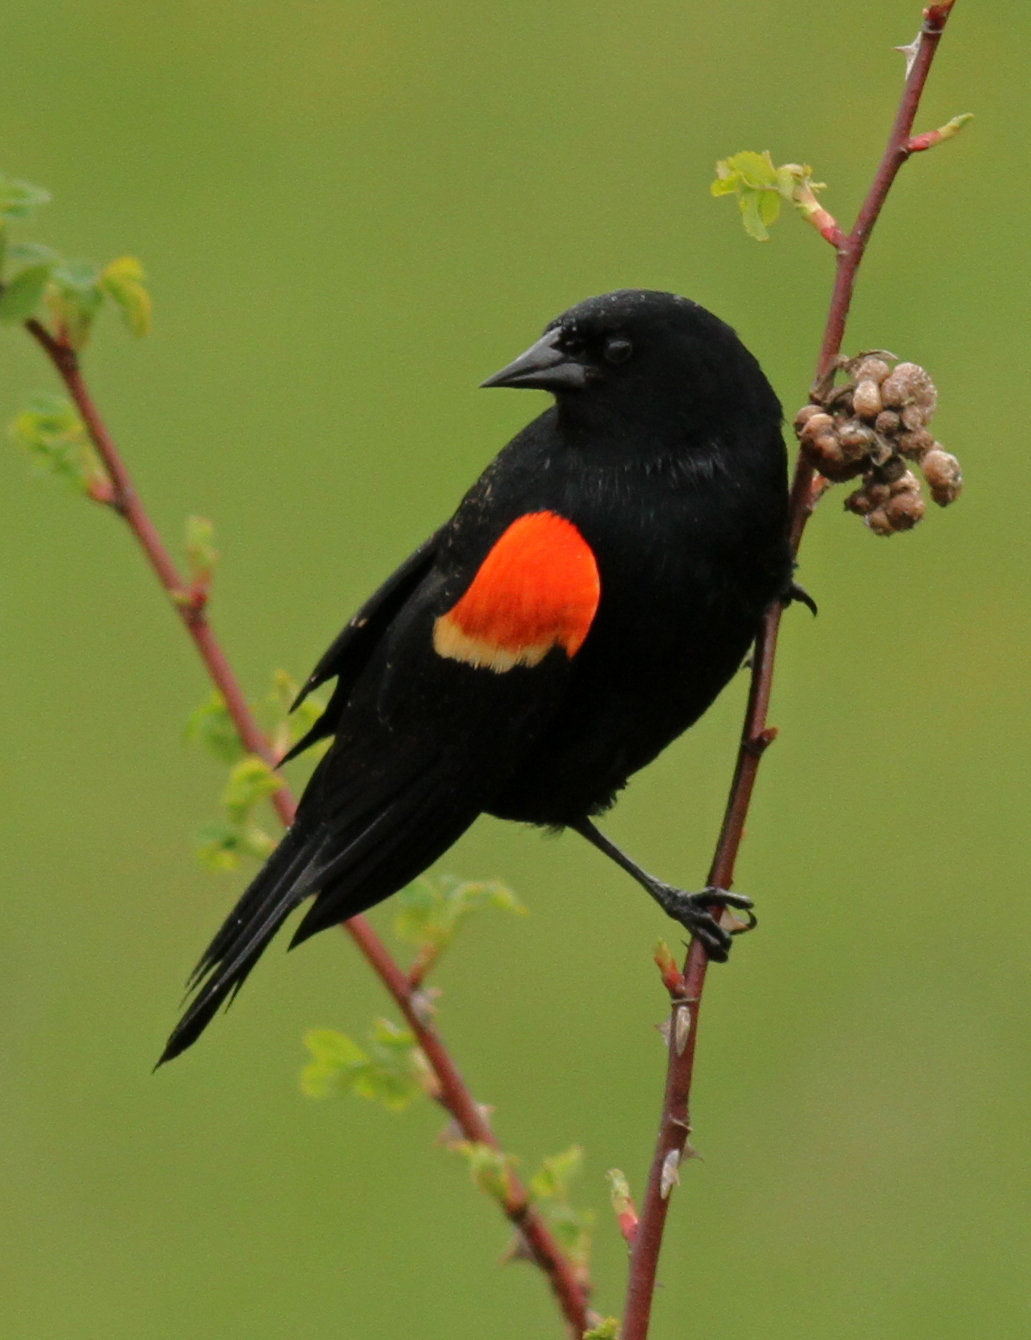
[160,289,791,1064]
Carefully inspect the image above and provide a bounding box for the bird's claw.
[653,884,755,963]
[784,581,818,617]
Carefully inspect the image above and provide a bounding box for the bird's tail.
[158,751,485,1066]
[157,824,319,1066]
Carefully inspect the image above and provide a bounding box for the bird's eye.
[603,335,633,365]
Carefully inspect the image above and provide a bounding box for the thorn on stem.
[408,985,439,1024]
[895,36,920,78]
[499,1231,535,1266]
[659,1150,681,1200]
[674,1004,692,1056]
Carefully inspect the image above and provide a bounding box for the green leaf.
[264,668,328,761]
[529,1145,594,1268]
[187,704,290,876]
[722,149,779,189]
[185,515,218,585]
[607,1168,633,1217]
[222,755,281,824]
[759,189,781,227]
[392,874,526,954]
[184,693,246,763]
[0,175,51,222]
[53,258,100,290]
[300,1023,425,1110]
[6,241,60,270]
[300,1029,369,1097]
[194,819,274,872]
[271,668,300,715]
[99,254,151,337]
[452,1141,516,1203]
[47,259,103,349]
[711,150,826,242]
[8,393,102,492]
[738,191,771,242]
[548,1201,595,1267]
[583,1320,620,1339]
[368,1016,415,1055]
[0,262,54,322]
[530,1145,584,1202]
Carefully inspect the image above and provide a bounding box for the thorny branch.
[19,324,591,1336]
[621,6,961,1338]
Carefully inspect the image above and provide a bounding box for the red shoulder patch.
[433,512,600,673]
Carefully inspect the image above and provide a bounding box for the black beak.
[481,327,593,392]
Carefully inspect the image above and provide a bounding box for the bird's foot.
[649,884,756,963]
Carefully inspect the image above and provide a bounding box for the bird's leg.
[570,818,755,963]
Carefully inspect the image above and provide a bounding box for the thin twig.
[21,318,590,1336]
[622,6,960,1336]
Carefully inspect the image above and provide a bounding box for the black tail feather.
[159,757,482,1067]
[184,826,311,991]
[290,783,477,946]
[158,826,322,1066]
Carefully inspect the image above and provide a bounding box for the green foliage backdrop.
[2,3,1028,1336]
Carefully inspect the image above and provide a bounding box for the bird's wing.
[281,529,442,763]
[285,507,603,916]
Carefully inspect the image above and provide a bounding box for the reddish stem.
[621,6,959,1336]
[21,319,590,1336]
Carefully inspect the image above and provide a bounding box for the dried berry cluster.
[793,354,962,536]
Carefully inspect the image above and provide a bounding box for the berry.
[884,489,925,530]
[852,378,883,421]
[921,447,963,505]
[880,362,937,416]
[854,356,892,384]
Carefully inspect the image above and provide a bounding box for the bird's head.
[482,289,780,445]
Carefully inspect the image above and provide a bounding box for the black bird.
[160,289,791,1064]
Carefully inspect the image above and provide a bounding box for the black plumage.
[160,289,791,1064]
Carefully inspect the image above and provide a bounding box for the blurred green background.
[2,3,1028,1336]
